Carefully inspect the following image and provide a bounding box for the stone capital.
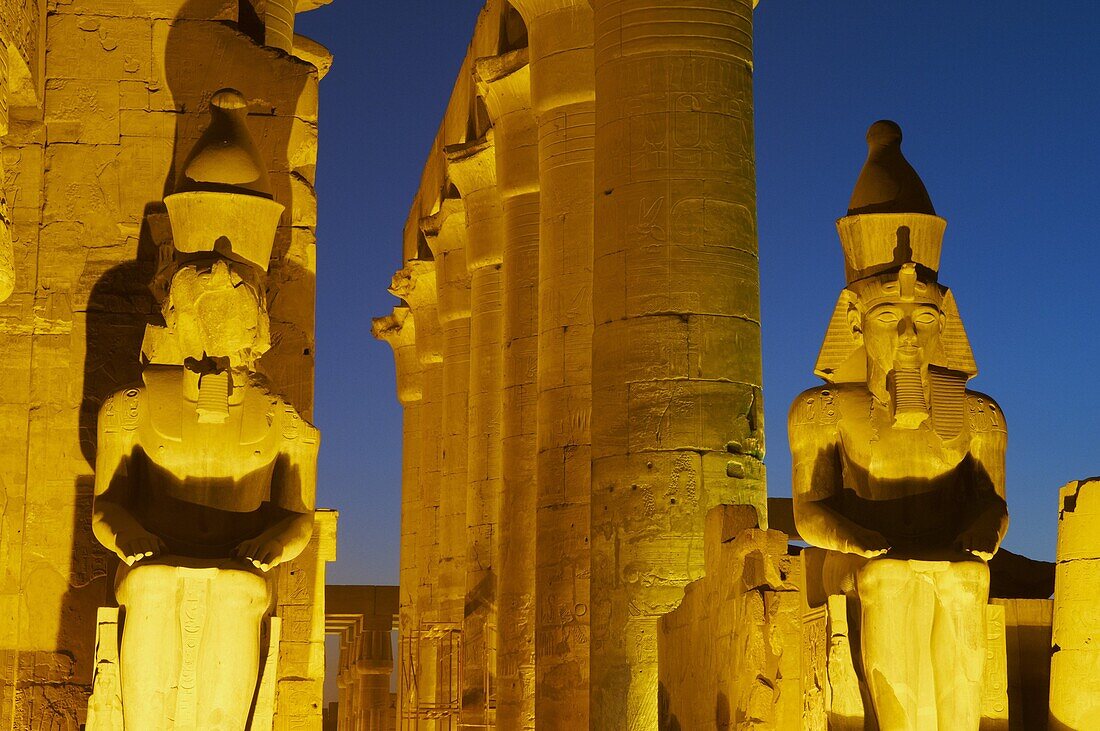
[389,262,443,364]
[444,135,498,198]
[419,198,467,258]
[372,306,423,405]
[475,49,532,124]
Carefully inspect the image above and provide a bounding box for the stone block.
[45,78,121,144]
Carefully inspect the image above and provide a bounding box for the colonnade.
[375,2,763,728]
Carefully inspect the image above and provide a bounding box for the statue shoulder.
[271,395,320,447]
[789,384,861,430]
[965,390,1007,434]
[98,383,146,435]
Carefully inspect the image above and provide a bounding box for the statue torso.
[103,368,316,557]
[794,383,1003,554]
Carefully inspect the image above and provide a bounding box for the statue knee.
[856,558,912,603]
[212,568,272,613]
[115,563,179,607]
[936,560,990,608]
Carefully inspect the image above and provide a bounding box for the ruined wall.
[0,2,331,726]
[657,507,803,731]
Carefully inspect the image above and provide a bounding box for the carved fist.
[117,531,167,566]
[848,528,890,558]
[956,524,1000,561]
[235,536,286,573]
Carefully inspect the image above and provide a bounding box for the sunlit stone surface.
[0,2,335,728]
[790,121,1009,730]
[373,2,1096,730]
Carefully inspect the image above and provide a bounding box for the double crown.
[838,120,945,287]
[164,88,285,272]
[815,121,977,382]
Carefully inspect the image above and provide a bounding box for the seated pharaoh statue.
[789,121,1009,730]
[91,89,317,729]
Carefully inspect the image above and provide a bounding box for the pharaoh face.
[162,259,270,368]
[848,267,946,376]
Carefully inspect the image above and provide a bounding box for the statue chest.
[838,419,970,493]
[135,397,279,482]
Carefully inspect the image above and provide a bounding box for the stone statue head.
[142,258,271,370]
[814,121,977,390]
[847,263,946,377]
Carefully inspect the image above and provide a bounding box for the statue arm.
[957,400,1009,560]
[91,393,166,564]
[790,393,889,558]
[235,414,318,572]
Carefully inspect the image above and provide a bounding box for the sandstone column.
[475,48,540,730]
[445,133,505,728]
[590,1,766,727]
[372,305,422,724]
[508,2,596,725]
[422,201,472,722]
[389,260,445,724]
[0,47,12,302]
[1050,479,1100,728]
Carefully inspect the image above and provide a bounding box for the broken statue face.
[162,258,270,370]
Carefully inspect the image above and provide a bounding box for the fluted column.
[475,48,540,730]
[445,133,505,729]
[509,2,596,725]
[372,305,422,726]
[590,1,766,727]
[389,261,444,726]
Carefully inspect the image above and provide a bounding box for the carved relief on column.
[590,0,765,726]
[445,132,504,728]
[0,48,12,302]
[508,2,595,725]
[475,47,540,731]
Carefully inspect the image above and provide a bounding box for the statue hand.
[848,528,890,558]
[956,524,999,561]
[117,531,167,566]
[235,535,286,573]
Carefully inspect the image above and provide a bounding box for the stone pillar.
[446,131,505,728]
[475,48,540,731]
[590,1,766,727]
[0,47,11,302]
[390,261,445,725]
[509,1,596,725]
[356,628,395,730]
[372,306,422,724]
[421,200,471,724]
[1050,479,1100,729]
[327,585,400,731]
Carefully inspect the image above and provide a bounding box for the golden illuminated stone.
[790,121,1009,731]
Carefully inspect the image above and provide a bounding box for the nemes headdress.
[814,121,977,383]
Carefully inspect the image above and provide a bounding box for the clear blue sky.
[298,1,1100,586]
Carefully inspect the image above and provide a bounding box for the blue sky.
[298,1,1100,586]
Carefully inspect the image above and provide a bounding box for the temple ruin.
[0,0,1093,729]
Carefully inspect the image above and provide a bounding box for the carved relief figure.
[789,121,1008,730]
[91,89,317,729]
